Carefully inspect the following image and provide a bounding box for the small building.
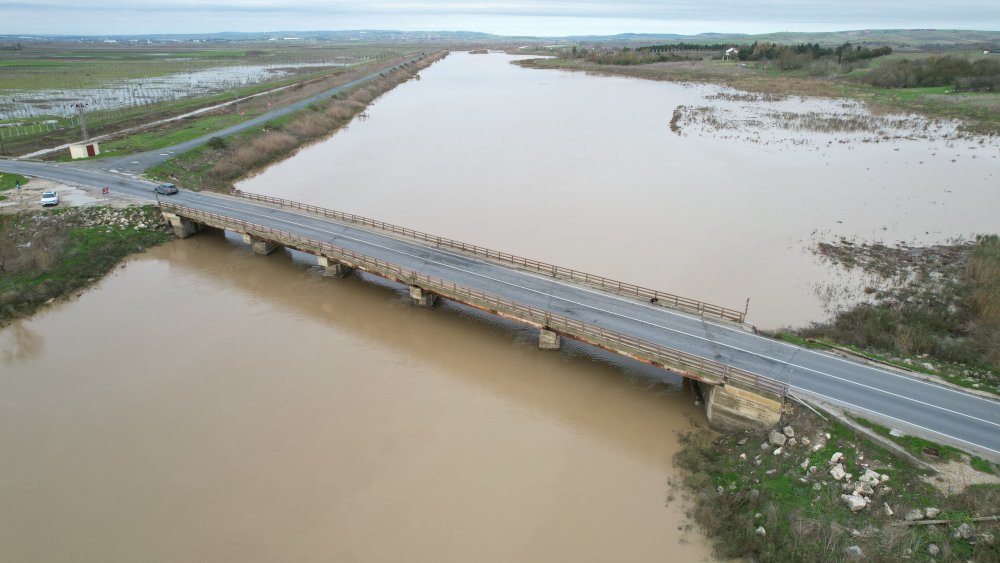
[69,142,100,159]
[723,47,740,60]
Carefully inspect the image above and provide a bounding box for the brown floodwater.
[238,51,1000,328]
[0,232,714,562]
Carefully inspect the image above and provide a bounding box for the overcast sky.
[5,0,999,37]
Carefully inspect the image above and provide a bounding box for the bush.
[206,136,227,150]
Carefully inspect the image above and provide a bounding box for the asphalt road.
[2,56,997,460]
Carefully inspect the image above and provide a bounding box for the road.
[2,56,997,460]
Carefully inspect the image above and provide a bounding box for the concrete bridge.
[157,191,786,430]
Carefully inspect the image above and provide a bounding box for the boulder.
[783,426,795,437]
[841,494,868,512]
[924,507,941,519]
[768,431,787,447]
[773,447,783,456]
[801,437,811,446]
[904,509,925,522]
[755,526,766,537]
[787,438,797,446]
[809,466,817,474]
[954,522,974,539]
[830,464,847,480]
[858,468,882,485]
[883,503,893,516]
[845,545,863,558]
[739,453,747,461]
[831,452,844,464]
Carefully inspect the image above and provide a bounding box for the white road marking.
[186,196,1000,431]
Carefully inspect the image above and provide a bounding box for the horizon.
[4,1,999,37]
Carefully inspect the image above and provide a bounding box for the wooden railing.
[160,201,784,397]
[234,191,747,324]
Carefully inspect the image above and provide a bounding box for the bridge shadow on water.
[156,228,710,464]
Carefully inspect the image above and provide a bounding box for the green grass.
[850,415,997,475]
[0,173,28,192]
[675,404,1000,560]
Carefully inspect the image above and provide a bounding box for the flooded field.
[238,52,1000,329]
[0,235,713,562]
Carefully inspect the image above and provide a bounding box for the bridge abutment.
[538,328,561,350]
[318,256,353,278]
[242,234,280,255]
[161,212,201,239]
[409,286,438,308]
[698,382,783,432]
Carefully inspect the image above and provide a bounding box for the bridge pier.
[161,212,201,239]
[698,381,783,432]
[318,256,353,278]
[242,233,280,255]
[538,328,561,350]
[409,286,438,308]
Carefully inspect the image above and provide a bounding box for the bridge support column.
[242,233,280,255]
[318,256,353,278]
[409,286,437,308]
[161,212,201,239]
[538,328,561,350]
[698,382,783,432]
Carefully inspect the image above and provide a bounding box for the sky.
[4,0,999,37]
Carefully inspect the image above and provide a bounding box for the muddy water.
[0,233,714,562]
[238,52,1000,328]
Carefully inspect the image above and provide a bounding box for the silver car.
[40,191,59,206]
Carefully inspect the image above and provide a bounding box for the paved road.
[3,158,999,459]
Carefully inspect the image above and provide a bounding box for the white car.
[40,191,59,206]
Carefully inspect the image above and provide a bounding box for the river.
[3,51,997,561]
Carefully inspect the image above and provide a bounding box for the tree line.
[864,55,1000,91]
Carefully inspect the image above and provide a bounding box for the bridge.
[1,51,997,457]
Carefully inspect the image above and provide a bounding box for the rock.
[765,469,776,475]
[809,466,817,474]
[851,529,862,538]
[883,503,894,516]
[830,464,847,480]
[904,509,925,522]
[800,459,809,470]
[737,437,748,446]
[954,522,974,539]
[754,512,762,519]
[768,431,787,447]
[841,494,868,512]
[924,507,940,519]
[783,426,795,437]
[754,459,762,466]
[980,532,995,544]
[773,447,784,456]
[825,433,831,440]
[717,486,725,494]
[755,526,766,537]
[760,442,770,450]
[813,482,822,491]
[858,468,882,485]
[787,437,797,446]
[922,362,935,371]
[928,543,939,556]
[739,453,747,461]
[802,437,811,446]
[855,483,874,496]
[831,452,844,464]
[845,545,863,558]
[812,444,823,452]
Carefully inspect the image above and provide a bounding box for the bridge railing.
[160,201,784,397]
[233,190,747,324]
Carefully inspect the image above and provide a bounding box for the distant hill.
[1,29,998,49]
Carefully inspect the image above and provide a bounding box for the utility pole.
[71,102,89,140]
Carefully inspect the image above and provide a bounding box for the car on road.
[40,191,59,206]
[155,183,178,195]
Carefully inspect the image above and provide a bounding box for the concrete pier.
[161,211,201,239]
[409,286,438,308]
[538,328,561,350]
[318,256,353,278]
[699,382,783,431]
[242,233,280,255]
